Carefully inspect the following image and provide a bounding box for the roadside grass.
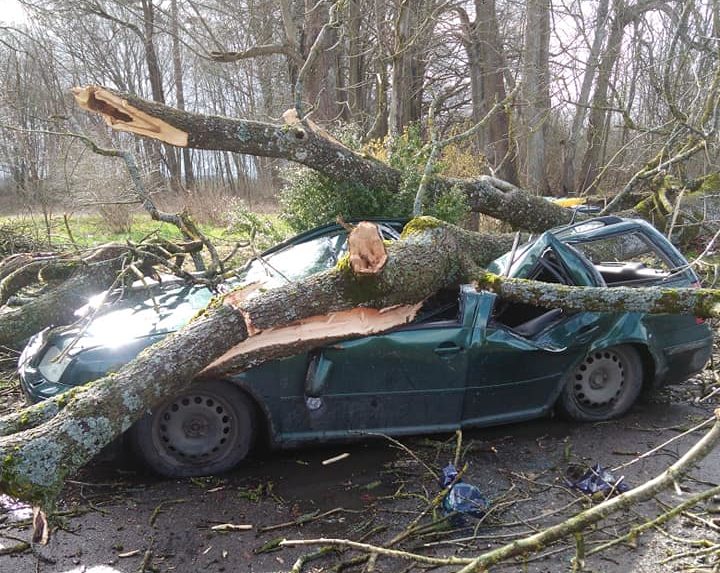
[0,211,293,269]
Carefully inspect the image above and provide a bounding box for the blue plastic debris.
[441,462,460,487]
[568,463,630,496]
[440,463,489,522]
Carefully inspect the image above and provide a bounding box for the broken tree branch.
[70,85,573,233]
[474,272,720,318]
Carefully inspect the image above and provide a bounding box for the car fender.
[582,312,665,385]
[223,373,281,448]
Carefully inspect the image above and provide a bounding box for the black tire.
[556,345,643,422]
[128,381,256,477]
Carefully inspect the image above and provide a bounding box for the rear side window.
[570,233,673,287]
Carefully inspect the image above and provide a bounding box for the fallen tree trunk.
[475,272,720,317]
[71,86,574,233]
[0,245,133,348]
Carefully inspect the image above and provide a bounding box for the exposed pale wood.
[202,303,421,375]
[348,221,388,274]
[31,507,49,544]
[71,86,188,147]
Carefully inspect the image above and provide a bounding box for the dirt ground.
[0,368,718,573]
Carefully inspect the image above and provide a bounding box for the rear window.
[570,233,673,286]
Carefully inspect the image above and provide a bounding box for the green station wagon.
[18,217,712,476]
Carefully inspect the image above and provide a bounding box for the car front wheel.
[129,380,256,477]
[556,345,643,422]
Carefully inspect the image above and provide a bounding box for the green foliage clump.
[279,168,410,231]
[426,184,471,223]
[224,199,289,252]
[279,124,472,231]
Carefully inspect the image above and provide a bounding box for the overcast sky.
[1,1,26,24]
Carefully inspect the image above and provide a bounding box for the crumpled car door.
[301,288,480,435]
[463,233,604,426]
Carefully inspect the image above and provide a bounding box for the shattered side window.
[413,288,461,324]
[570,233,672,286]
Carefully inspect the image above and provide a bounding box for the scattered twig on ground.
[284,409,720,571]
[367,433,439,480]
[290,546,337,573]
[612,415,715,472]
[149,498,187,527]
[259,507,357,533]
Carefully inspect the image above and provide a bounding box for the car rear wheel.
[556,345,643,422]
[129,381,256,477]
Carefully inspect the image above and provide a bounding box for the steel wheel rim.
[153,391,239,465]
[572,349,625,410]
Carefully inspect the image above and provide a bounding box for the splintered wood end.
[72,86,188,147]
[348,221,388,275]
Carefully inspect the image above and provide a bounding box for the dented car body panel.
[18,217,713,452]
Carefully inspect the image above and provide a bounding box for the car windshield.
[242,233,348,285]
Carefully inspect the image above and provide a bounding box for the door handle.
[434,343,462,356]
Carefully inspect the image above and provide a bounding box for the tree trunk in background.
[561,0,610,195]
[389,0,431,135]
[577,1,626,195]
[521,0,551,194]
[457,7,485,153]
[141,0,181,192]
[471,0,519,185]
[170,0,195,190]
[577,0,661,195]
[301,0,340,121]
[347,0,365,124]
[367,0,390,139]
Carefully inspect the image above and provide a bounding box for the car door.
[300,286,479,436]
[463,233,604,426]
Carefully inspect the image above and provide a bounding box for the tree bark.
[561,0,610,195]
[470,0,519,185]
[577,0,662,195]
[0,261,118,348]
[476,271,720,318]
[169,0,194,189]
[300,0,341,121]
[389,0,433,135]
[521,0,551,194]
[577,3,626,194]
[140,0,181,192]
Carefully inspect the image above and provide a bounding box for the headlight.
[37,345,73,383]
[18,329,48,368]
